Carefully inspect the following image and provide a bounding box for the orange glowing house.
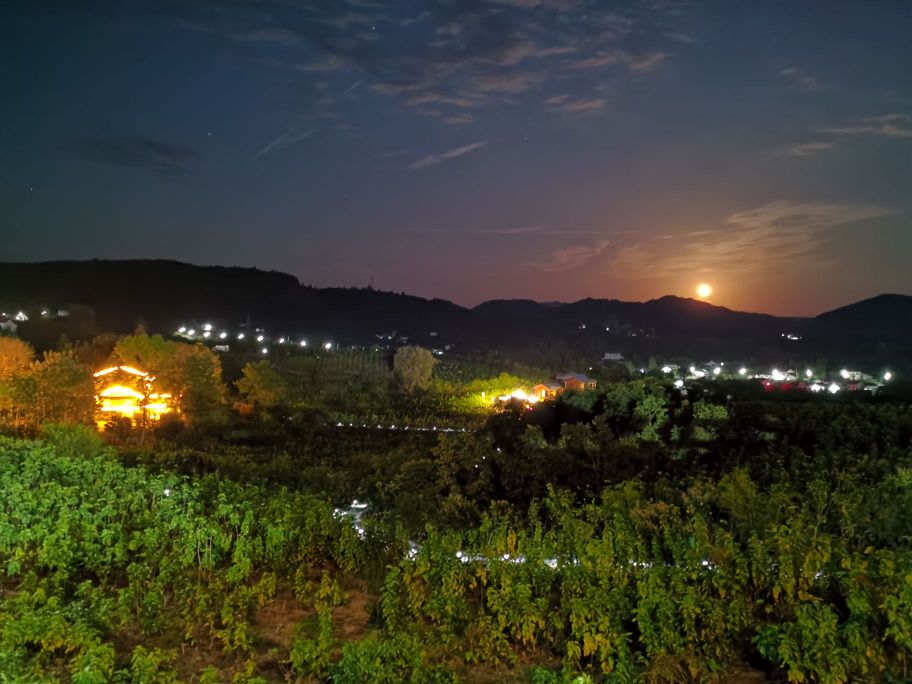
[93,365,173,429]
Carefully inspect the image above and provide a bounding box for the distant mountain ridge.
[0,260,909,355]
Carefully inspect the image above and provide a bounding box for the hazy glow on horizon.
[696,283,713,299]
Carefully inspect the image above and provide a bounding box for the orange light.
[99,384,145,399]
[696,283,712,299]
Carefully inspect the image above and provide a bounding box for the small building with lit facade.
[532,382,563,401]
[93,365,172,429]
[556,372,598,392]
[531,373,598,401]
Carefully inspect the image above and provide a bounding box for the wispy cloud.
[252,128,315,160]
[531,238,611,271]
[607,201,889,279]
[408,141,489,169]
[822,114,912,138]
[73,137,197,173]
[559,97,607,113]
[569,49,666,72]
[176,0,686,126]
[407,225,617,236]
[774,141,835,158]
[779,66,825,92]
[443,113,476,126]
[177,20,300,47]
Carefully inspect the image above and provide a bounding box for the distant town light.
[187,329,195,336]
[739,367,747,376]
[828,382,840,394]
[237,333,245,340]
[260,347,268,355]
[278,337,286,344]
[178,326,186,333]
[810,383,824,393]
[219,332,227,339]
[673,379,684,388]
[203,331,211,338]
[324,342,333,350]
[203,323,212,331]
[805,369,813,378]
[771,368,785,381]
[256,335,264,342]
[884,371,893,382]
[840,369,850,379]
[661,366,672,373]
[300,340,307,347]
[713,367,721,376]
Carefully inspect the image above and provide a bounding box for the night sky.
[2,1,910,315]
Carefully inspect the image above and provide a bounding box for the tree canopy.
[393,346,436,392]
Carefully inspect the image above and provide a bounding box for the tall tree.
[0,337,33,380]
[393,346,436,392]
[13,351,94,426]
[236,360,288,413]
[115,332,226,424]
[173,343,226,424]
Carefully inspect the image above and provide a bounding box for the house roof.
[94,365,148,378]
[556,372,594,383]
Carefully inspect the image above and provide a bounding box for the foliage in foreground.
[1,419,911,681]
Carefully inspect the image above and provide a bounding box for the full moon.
[696,283,713,298]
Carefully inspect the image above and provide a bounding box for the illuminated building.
[93,365,173,429]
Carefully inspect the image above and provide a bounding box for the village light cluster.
[175,323,329,355]
[664,360,896,395]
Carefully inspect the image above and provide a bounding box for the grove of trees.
[1,329,911,682]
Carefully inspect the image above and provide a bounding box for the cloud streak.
[531,238,611,271]
[774,141,835,158]
[779,67,825,92]
[252,128,315,160]
[73,137,198,173]
[408,141,489,169]
[822,114,912,138]
[606,201,889,279]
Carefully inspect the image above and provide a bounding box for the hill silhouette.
[0,261,909,362]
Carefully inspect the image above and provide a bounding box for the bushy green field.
[2,402,912,682]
